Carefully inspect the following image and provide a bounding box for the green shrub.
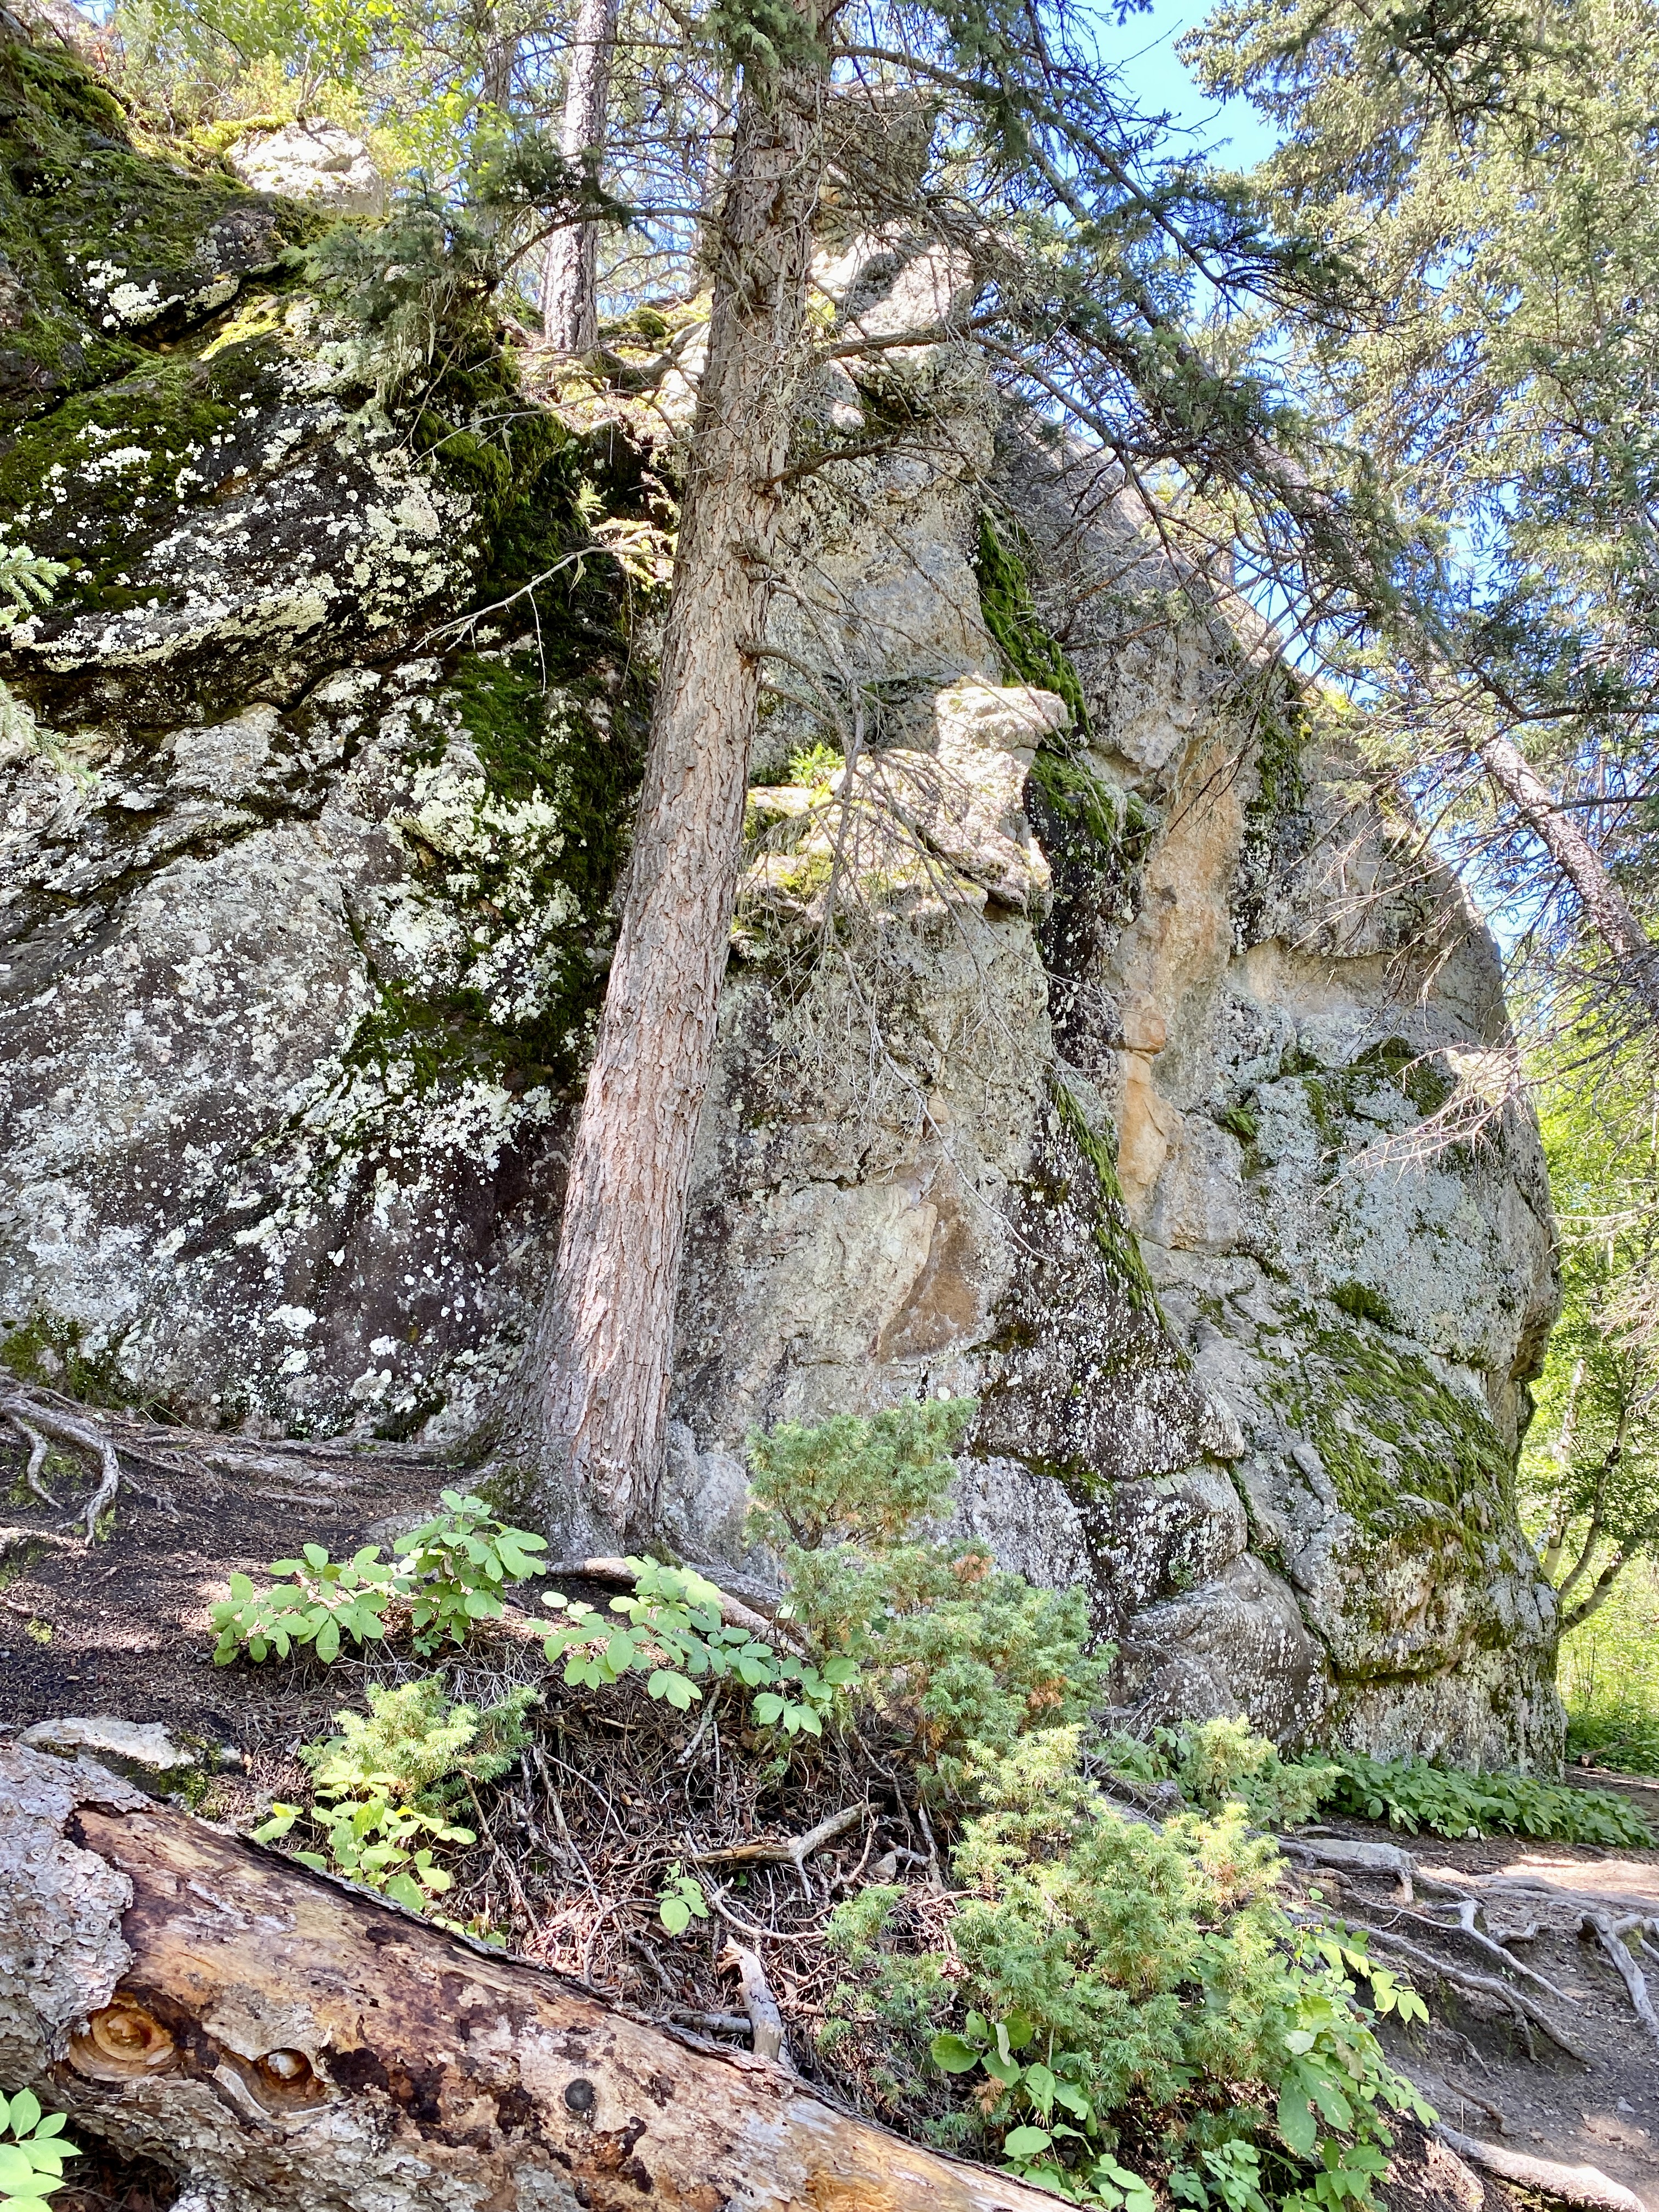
[784,741,842,786]
[301,1676,537,1808]
[0,2092,76,2209]
[792,1541,1109,1795]
[210,1492,546,1664]
[822,1730,1430,2205]
[745,1396,975,1552]
[257,1676,534,1929]
[1325,1751,1652,1847]
[1173,1718,1338,1830]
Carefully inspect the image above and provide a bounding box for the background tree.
[503,0,1413,1542]
[1521,1047,1659,1630]
[1185,0,1659,1033]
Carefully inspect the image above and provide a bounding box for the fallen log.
[0,1742,1057,2212]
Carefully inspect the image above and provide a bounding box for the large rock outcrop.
[0,17,1561,1765]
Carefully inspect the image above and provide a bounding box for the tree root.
[1384,1895,1576,2002]
[8,1415,58,1507]
[1583,1911,1659,2047]
[1436,2124,1649,2212]
[1351,1922,1590,2061]
[1,1392,121,1540]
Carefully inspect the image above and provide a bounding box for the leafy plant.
[1325,1750,1652,1847]
[658,1865,709,1936]
[930,2013,1156,2210]
[255,1678,530,1934]
[255,1791,473,1912]
[212,1543,400,1664]
[210,1494,547,1665]
[0,2092,76,2210]
[540,1556,856,1735]
[392,1491,549,1651]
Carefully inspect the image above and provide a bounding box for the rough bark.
[518,49,826,1543]
[540,0,617,352]
[0,1742,1057,2212]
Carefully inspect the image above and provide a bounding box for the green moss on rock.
[1051,1077,1164,1322]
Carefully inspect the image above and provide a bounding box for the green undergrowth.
[220,1400,1444,2211]
[1323,1750,1652,1847]
[1109,1723,1651,1848]
[1560,1561,1659,1776]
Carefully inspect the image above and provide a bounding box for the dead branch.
[720,1939,789,2066]
[691,1802,867,1891]
[1436,2124,1650,2212]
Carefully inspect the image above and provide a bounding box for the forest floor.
[2,1400,1655,2212]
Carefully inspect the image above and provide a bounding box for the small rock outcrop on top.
[0,12,1561,1767]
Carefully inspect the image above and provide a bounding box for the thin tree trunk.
[2,1743,1061,2212]
[519,53,826,1543]
[1539,1354,1584,1580]
[1560,1511,1659,1630]
[541,0,619,352]
[1475,730,1659,1016]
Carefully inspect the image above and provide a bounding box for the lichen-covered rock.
[227,120,385,217]
[0,21,1562,1767]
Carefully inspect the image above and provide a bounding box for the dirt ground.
[3,1407,1657,2212]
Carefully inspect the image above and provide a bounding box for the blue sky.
[1104,0,1279,167]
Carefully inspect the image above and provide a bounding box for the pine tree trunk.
[540,0,618,352]
[519,57,826,1543]
[1475,730,1659,1018]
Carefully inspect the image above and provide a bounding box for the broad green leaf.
[929,2033,982,2074]
[1001,2128,1053,2158]
[1277,2086,1318,2156]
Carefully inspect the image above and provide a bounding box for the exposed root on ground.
[1436,2123,1649,2212]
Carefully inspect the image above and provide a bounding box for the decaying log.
[0,1743,1059,2212]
